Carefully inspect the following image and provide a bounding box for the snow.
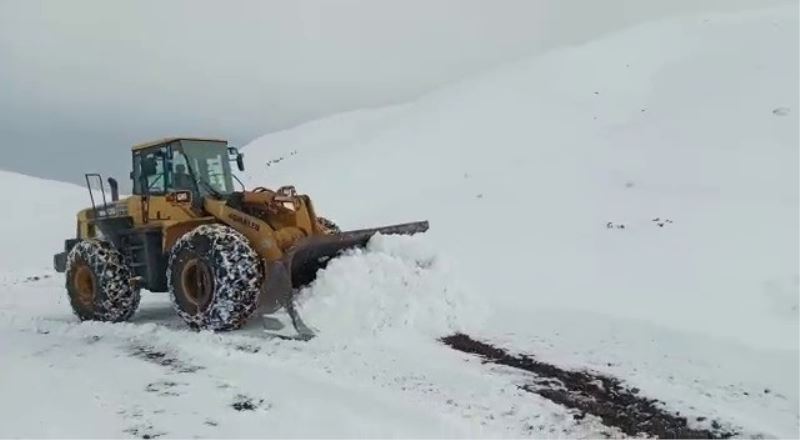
[242,4,799,436]
[0,170,89,273]
[244,6,799,353]
[0,277,602,438]
[1,4,798,438]
[295,233,485,340]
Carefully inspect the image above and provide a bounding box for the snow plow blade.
[290,221,430,287]
[260,220,429,340]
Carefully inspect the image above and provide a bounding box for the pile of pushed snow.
[296,234,484,340]
[0,170,90,273]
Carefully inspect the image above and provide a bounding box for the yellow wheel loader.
[53,138,428,339]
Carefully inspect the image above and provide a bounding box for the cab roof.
[132,137,228,151]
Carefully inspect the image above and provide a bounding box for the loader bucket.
[259,220,429,339]
[289,220,430,287]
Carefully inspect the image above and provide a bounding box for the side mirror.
[107,177,119,202]
[228,147,245,171]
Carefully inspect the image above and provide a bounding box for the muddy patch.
[441,333,736,439]
[231,394,271,412]
[122,424,167,439]
[144,380,185,397]
[0,273,52,287]
[24,274,51,283]
[232,343,262,354]
[130,345,204,374]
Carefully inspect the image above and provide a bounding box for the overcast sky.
[0,0,789,188]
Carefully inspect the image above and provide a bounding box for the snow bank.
[0,170,89,273]
[243,5,799,352]
[297,234,485,340]
[239,7,798,435]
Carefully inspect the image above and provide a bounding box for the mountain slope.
[0,4,796,438]
[243,5,798,350]
[242,4,799,436]
[0,170,89,273]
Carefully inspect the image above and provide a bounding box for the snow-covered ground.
[1,4,798,438]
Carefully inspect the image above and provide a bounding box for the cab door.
[130,144,196,227]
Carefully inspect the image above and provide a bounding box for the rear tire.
[65,240,141,322]
[168,224,262,331]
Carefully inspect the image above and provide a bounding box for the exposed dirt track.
[441,333,736,439]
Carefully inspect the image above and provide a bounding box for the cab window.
[170,151,195,191]
[132,146,168,195]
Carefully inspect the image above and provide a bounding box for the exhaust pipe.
[107,177,119,202]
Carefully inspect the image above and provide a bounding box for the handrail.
[84,173,109,218]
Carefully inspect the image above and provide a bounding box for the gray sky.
[0,0,788,189]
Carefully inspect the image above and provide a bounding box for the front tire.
[168,224,262,331]
[65,240,141,322]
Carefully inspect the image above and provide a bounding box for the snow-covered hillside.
[244,5,798,349]
[0,4,797,439]
[243,4,799,436]
[0,170,89,273]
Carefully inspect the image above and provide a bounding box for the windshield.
[176,140,234,195]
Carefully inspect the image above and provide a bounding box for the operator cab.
[131,137,244,199]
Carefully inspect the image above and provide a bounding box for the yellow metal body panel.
[77,208,94,239]
[75,189,323,261]
[125,194,220,252]
[202,195,319,262]
[203,198,283,260]
[72,137,326,259]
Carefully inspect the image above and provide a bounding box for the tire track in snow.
[441,333,737,439]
